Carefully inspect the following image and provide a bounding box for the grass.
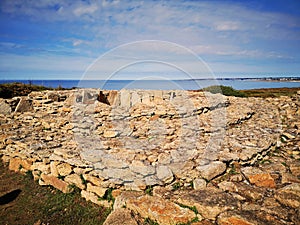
[144,217,159,225]
[195,85,300,98]
[228,166,239,175]
[0,160,110,225]
[172,182,181,191]
[99,188,115,203]
[0,82,72,99]
[145,185,153,196]
[240,87,300,98]
[176,202,198,214]
[80,174,87,188]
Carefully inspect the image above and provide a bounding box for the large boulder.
[0,99,11,115]
[14,97,33,112]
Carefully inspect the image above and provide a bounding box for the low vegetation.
[0,82,70,99]
[201,85,300,98]
[0,160,110,225]
[240,87,300,98]
[202,85,246,97]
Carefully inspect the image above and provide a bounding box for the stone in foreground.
[275,183,300,208]
[103,208,138,225]
[115,191,196,225]
[241,167,276,188]
[196,161,227,181]
[177,188,238,220]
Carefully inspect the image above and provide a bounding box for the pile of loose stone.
[0,89,299,225]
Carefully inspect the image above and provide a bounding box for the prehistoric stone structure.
[1,89,299,224]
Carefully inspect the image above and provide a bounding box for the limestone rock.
[32,170,41,181]
[107,90,119,106]
[124,179,147,191]
[81,190,111,207]
[218,210,286,225]
[218,181,238,192]
[56,163,72,176]
[120,90,131,108]
[102,157,128,169]
[101,168,134,182]
[0,99,11,115]
[275,183,300,208]
[50,161,59,177]
[46,92,61,102]
[129,161,155,176]
[40,173,72,193]
[282,132,295,139]
[80,150,105,163]
[156,165,174,184]
[86,183,107,198]
[196,161,226,180]
[233,182,265,201]
[126,194,196,225]
[193,178,207,190]
[114,191,144,210]
[9,157,32,172]
[157,153,172,164]
[31,162,50,174]
[64,173,85,189]
[103,130,119,138]
[281,172,300,184]
[289,161,300,177]
[83,174,104,186]
[15,97,33,112]
[177,188,238,220]
[241,167,276,188]
[1,155,10,163]
[103,208,138,225]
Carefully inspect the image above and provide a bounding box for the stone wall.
[0,89,283,191]
[1,89,299,224]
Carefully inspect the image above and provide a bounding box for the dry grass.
[0,160,110,225]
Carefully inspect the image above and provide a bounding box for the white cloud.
[214,21,241,31]
[73,3,98,17]
[0,0,299,76]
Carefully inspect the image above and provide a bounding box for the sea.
[0,79,300,90]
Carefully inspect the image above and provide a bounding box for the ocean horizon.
[0,78,300,90]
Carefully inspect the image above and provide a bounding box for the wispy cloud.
[0,0,299,79]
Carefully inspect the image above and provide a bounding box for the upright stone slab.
[131,92,141,106]
[141,91,151,105]
[120,89,131,108]
[107,90,119,106]
[15,97,33,112]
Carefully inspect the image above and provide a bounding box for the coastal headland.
[1,87,299,224]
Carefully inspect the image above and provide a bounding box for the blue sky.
[0,0,299,80]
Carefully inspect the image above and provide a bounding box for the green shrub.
[145,185,153,196]
[203,85,246,97]
[172,182,181,191]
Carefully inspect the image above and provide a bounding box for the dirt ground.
[0,160,110,225]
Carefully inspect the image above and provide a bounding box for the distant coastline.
[211,77,300,82]
[1,76,299,81]
[0,77,299,90]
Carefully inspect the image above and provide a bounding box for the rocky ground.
[0,89,299,224]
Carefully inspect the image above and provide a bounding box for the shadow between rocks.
[0,189,22,205]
